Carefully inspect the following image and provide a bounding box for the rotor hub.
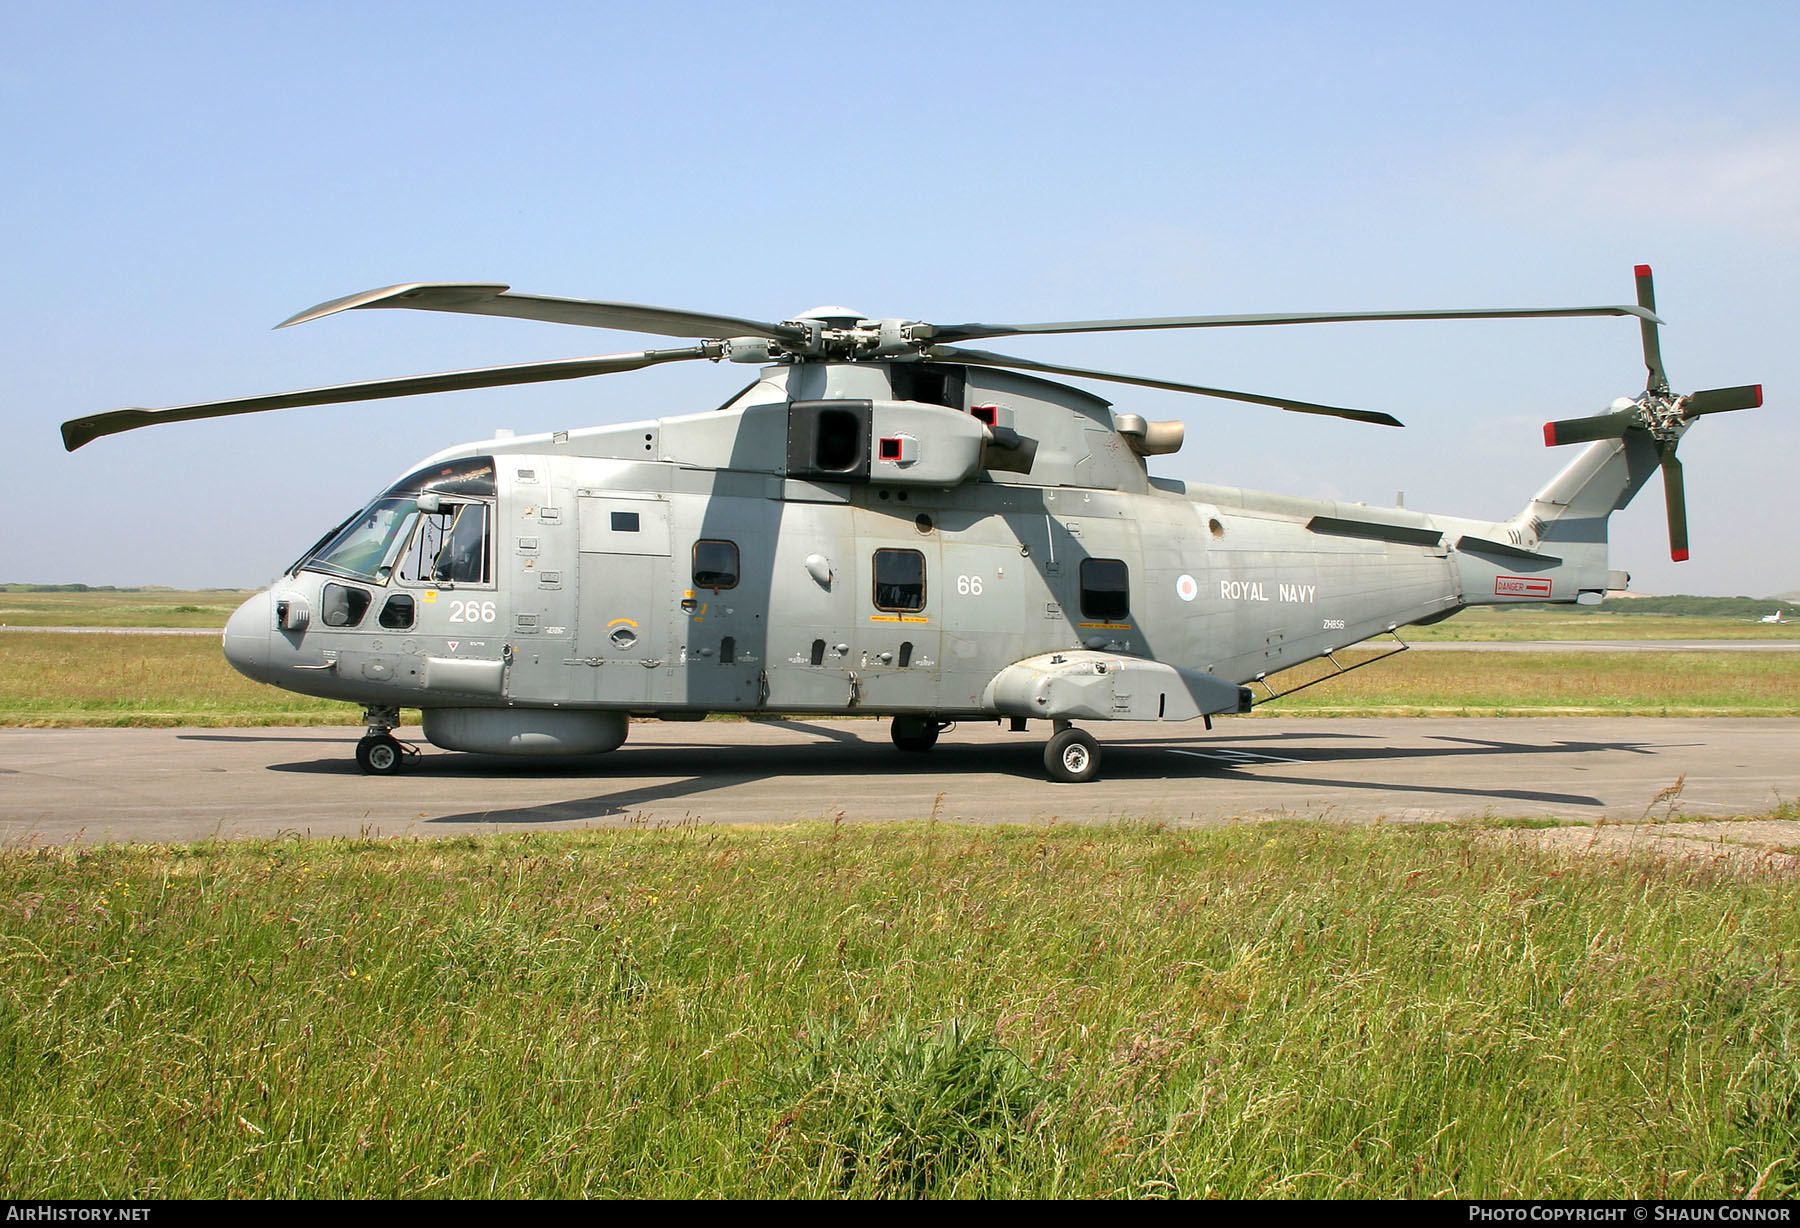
[1634,389,1690,443]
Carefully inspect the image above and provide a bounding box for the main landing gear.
[355,706,415,775]
[1043,722,1101,784]
[890,715,953,753]
[890,715,1105,782]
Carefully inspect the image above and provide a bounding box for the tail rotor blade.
[1543,414,1634,447]
[1635,264,1670,393]
[1684,384,1762,417]
[1661,448,1690,562]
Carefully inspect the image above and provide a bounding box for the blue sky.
[5,1,1796,595]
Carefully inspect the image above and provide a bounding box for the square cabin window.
[692,540,739,590]
[1080,558,1130,621]
[873,548,926,612]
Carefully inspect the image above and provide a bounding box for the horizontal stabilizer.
[1306,515,1443,547]
[1456,535,1564,565]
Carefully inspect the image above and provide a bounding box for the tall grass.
[1,822,1794,1197]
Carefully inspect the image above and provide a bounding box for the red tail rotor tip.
[1754,384,1764,406]
[1542,422,1558,447]
[1671,549,1690,562]
[1634,264,1653,278]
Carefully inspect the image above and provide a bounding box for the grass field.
[4,591,1798,725]
[1,821,1794,1198]
[0,589,252,629]
[1404,606,1800,642]
[0,633,358,726]
[3,632,1796,726]
[1261,647,1800,716]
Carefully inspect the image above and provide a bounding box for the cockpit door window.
[397,502,492,587]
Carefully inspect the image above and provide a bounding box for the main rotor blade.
[1543,413,1635,447]
[1661,448,1689,562]
[60,346,715,451]
[919,303,1660,345]
[931,345,1403,427]
[1684,384,1762,417]
[278,283,809,345]
[1635,264,1669,393]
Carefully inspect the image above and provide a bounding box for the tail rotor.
[1542,264,1762,561]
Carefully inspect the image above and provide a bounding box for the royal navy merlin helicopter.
[61,265,1761,781]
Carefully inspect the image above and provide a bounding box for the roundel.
[1175,574,1198,602]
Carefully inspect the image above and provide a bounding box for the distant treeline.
[0,584,239,593]
[1513,595,1791,617]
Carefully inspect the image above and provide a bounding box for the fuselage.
[223,359,1616,752]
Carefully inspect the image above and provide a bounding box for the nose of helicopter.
[222,590,273,683]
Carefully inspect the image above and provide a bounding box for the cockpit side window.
[436,503,490,585]
[295,456,497,584]
[396,502,492,586]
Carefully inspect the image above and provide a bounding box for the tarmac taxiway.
[2,717,1795,846]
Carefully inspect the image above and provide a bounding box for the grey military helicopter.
[61,265,1760,781]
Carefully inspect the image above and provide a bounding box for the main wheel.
[1044,727,1101,783]
[890,715,941,753]
[356,734,404,776]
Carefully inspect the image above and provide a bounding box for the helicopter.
[60,265,1761,782]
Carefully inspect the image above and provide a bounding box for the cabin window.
[873,548,926,612]
[611,511,640,533]
[692,539,739,590]
[1080,558,1130,621]
[378,594,415,630]
[321,583,372,628]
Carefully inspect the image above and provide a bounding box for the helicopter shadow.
[255,724,1682,823]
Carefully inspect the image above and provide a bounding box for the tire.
[356,734,404,775]
[890,715,940,753]
[1043,727,1101,783]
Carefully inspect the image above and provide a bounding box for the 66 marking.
[956,575,984,596]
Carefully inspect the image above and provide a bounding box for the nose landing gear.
[355,706,415,775]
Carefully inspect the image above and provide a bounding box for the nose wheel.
[355,733,410,775]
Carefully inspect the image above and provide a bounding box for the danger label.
[1495,575,1553,597]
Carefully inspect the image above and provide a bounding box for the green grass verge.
[0,589,253,628]
[3,634,1797,725]
[1407,606,1800,642]
[1,821,1795,1197]
[1253,649,1800,716]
